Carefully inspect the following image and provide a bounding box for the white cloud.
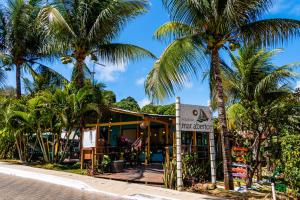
[296,81,300,89]
[138,98,151,108]
[95,62,126,82]
[66,62,74,70]
[135,77,145,86]
[184,81,193,89]
[85,57,127,82]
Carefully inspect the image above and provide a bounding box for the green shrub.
[182,153,209,184]
[281,131,300,197]
[100,155,111,173]
[71,162,81,169]
[163,159,177,189]
[43,163,55,169]
[0,132,16,159]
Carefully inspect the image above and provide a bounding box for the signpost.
[81,129,97,170]
[232,146,249,190]
[176,98,216,189]
[176,97,183,191]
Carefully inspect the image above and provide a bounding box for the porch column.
[193,131,197,152]
[172,131,177,159]
[176,97,183,191]
[209,131,217,185]
[145,121,151,165]
[165,124,169,145]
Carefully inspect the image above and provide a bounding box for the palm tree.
[224,45,299,187]
[145,0,300,189]
[0,0,48,98]
[0,97,31,162]
[23,64,68,95]
[39,0,156,89]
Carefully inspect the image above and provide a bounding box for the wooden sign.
[180,104,213,132]
[232,146,249,180]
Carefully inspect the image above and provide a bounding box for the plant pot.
[111,160,124,173]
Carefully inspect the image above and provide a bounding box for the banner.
[82,129,96,148]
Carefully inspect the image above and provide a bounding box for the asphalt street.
[0,174,124,200]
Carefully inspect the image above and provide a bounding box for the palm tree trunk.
[15,136,24,162]
[247,132,262,188]
[211,48,234,190]
[37,129,49,163]
[16,63,21,98]
[59,130,71,163]
[74,55,85,89]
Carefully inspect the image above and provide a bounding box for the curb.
[0,165,179,200]
[0,166,122,198]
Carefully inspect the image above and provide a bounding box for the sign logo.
[192,109,198,116]
[197,109,209,123]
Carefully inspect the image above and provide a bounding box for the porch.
[80,107,216,184]
[95,164,164,185]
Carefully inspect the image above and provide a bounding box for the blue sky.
[5,0,300,107]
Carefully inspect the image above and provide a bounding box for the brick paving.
[0,174,123,200]
[0,162,222,200]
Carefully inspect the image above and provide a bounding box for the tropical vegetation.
[38,0,155,89]
[224,45,299,188]
[145,0,300,190]
[0,0,48,98]
[0,0,299,197]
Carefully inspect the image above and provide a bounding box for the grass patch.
[0,159,23,165]
[32,162,87,175]
[187,181,291,200]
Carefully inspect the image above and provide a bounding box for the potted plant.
[111,136,131,172]
[100,155,111,173]
[111,159,124,173]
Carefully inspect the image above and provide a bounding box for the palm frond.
[162,0,210,25]
[241,19,300,46]
[145,35,207,100]
[38,5,76,39]
[224,0,273,24]
[154,21,195,43]
[96,43,156,65]
[254,63,299,98]
[88,0,148,42]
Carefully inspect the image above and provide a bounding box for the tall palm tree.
[0,0,48,98]
[39,0,156,89]
[145,0,300,189]
[224,45,299,186]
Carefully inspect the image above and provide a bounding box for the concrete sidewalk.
[0,162,223,200]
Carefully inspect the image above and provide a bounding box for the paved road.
[0,174,124,200]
